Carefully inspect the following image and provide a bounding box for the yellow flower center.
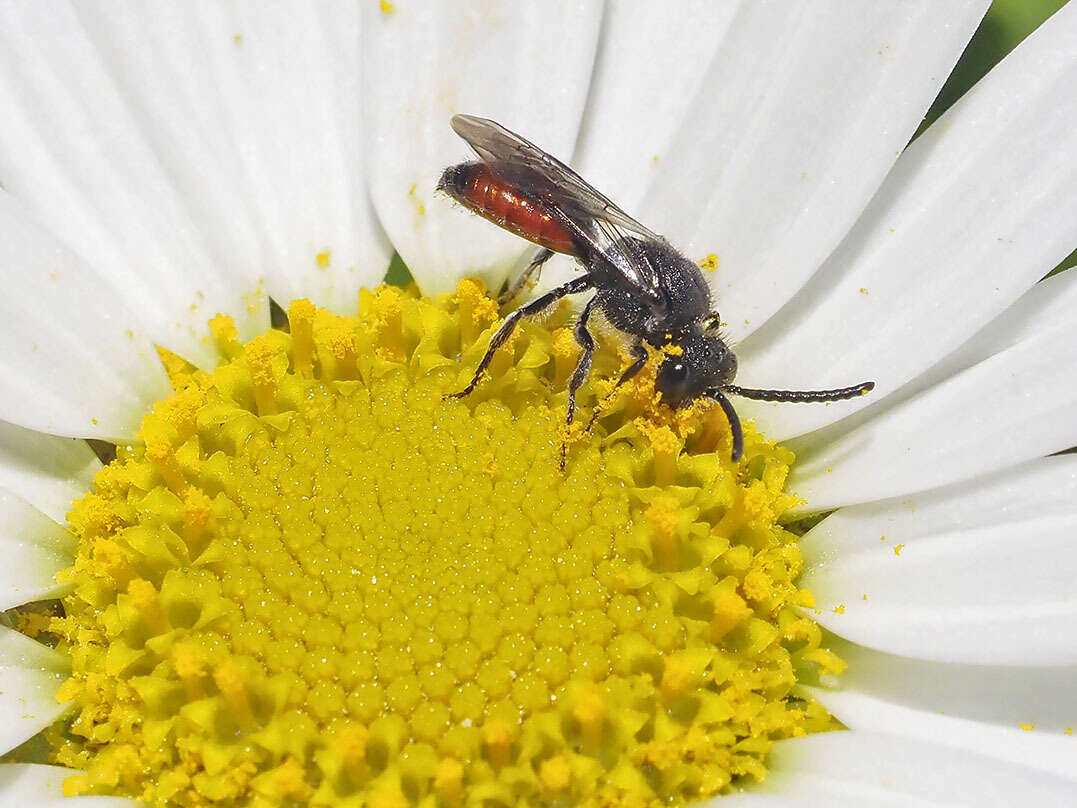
[44,280,837,807]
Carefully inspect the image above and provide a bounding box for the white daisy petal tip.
[0,420,98,523]
[0,626,71,759]
[0,489,75,610]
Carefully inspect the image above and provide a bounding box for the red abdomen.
[438,161,579,256]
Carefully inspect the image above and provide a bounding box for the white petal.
[534,0,742,295]
[801,637,1077,780]
[0,1,268,368]
[0,421,97,522]
[737,1,1077,439]
[0,490,74,610]
[945,268,1077,365]
[571,1,740,213]
[0,626,70,757]
[76,1,392,314]
[801,454,1077,561]
[779,267,1077,460]
[786,301,1077,512]
[716,732,1077,807]
[361,1,603,295]
[0,193,170,440]
[799,454,1077,666]
[640,0,989,341]
[0,764,136,806]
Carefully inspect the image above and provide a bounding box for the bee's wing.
[450,114,665,306]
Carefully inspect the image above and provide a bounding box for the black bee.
[440,114,874,462]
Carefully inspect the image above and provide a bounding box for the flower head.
[0,2,1075,806]
[47,285,835,805]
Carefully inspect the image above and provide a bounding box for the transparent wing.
[450,114,665,304]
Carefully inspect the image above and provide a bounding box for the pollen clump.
[47,280,836,807]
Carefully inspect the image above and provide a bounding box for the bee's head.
[655,328,737,409]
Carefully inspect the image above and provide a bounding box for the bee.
[439,114,874,462]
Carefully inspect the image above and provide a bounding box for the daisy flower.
[0,1,1075,806]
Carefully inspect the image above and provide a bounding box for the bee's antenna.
[706,390,744,462]
[723,381,875,403]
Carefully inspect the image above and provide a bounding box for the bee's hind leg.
[561,294,599,470]
[448,273,592,400]
[498,248,554,305]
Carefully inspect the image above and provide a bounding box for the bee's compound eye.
[657,357,694,407]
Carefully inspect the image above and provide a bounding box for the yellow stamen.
[182,487,212,557]
[245,335,279,414]
[455,276,498,348]
[482,718,515,769]
[171,643,206,700]
[126,579,171,635]
[213,660,255,729]
[209,312,241,359]
[287,298,317,377]
[144,434,187,494]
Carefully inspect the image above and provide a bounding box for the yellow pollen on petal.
[44,278,838,807]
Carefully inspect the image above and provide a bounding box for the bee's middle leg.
[562,294,598,469]
[448,273,592,399]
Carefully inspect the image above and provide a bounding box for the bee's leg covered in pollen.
[586,341,648,433]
